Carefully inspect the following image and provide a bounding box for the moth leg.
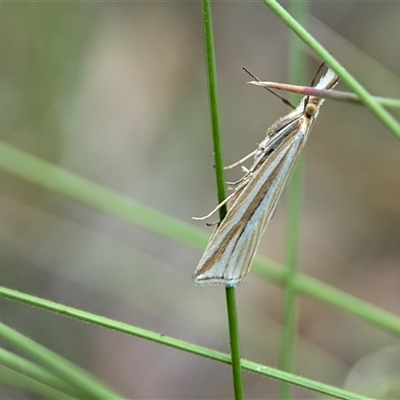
[192,192,236,221]
[193,177,248,221]
[224,149,257,170]
[227,171,253,189]
[206,220,220,227]
[227,177,245,187]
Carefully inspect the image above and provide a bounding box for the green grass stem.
[0,286,373,400]
[202,0,243,398]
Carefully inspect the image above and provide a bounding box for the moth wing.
[193,120,308,286]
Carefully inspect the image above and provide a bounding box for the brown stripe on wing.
[196,126,302,282]
[193,218,247,280]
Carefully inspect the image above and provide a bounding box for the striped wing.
[193,114,310,286]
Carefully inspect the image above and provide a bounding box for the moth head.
[304,100,319,118]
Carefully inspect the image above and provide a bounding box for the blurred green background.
[1,2,400,399]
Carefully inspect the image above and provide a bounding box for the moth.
[193,67,339,287]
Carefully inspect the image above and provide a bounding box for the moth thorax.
[305,101,318,117]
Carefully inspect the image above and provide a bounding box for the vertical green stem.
[202,1,244,399]
[225,286,244,400]
[279,2,308,399]
[202,0,227,208]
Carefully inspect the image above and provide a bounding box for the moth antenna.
[304,61,326,111]
[310,62,326,87]
[243,66,296,110]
